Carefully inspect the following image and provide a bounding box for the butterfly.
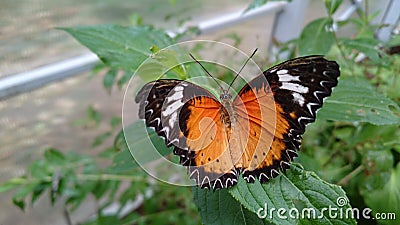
[135,54,340,190]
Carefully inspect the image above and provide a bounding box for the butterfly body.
[135,55,340,189]
[219,93,235,127]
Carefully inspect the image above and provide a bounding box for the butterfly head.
[220,89,232,100]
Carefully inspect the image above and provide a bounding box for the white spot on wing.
[292,92,305,106]
[162,100,183,117]
[169,112,177,128]
[281,82,309,93]
[175,85,184,91]
[279,74,300,82]
[167,90,183,101]
[276,69,288,75]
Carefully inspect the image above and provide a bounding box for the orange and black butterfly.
[135,54,339,190]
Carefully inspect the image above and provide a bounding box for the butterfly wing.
[179,95,239,189]
[135,79,237,189]
[234,55,340,182]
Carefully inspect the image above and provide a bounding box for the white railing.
[0,0,398,100]
[0,1,297,100]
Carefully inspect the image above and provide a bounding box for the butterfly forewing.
[136,79,238,189]
[237,55,340,182]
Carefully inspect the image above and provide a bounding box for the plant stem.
[76,173,146,182]
[19,173,147,185]
[64,207,73,225]
[337,165,364,186]
[364,0,369,24]
[332,26,355,72]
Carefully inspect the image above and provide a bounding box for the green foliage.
[1,1,400,225]
[324,0,343,16]
[73,105,102,127]
[298,18,335,56]
[361,164,400,225]
[318,76,399,125]
[244,0,292,13]
[60,25,173,72]
[194,187,272,225]
[228,165,356,224]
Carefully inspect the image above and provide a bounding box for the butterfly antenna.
[228,48,258,90]
[189,53,224,91]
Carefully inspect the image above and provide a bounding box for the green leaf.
[0,177,26,193]
[110,116,121,129]
[387,34,400,48]
[318,76,400,125]
[229,165,356,225]
[13,198,25,211]
[359,149,393,192]
[124,120,172,165]
[80,215,121,225]
[354,124,400,145]
[103,69,118,93]
[128,14,143,26]
[193,187,272,225]
[31,181,51,204]
[244,0,292,13]
[11,182,39,211]
[324,0,343,15]
[107,148,137,173]
[74,105,103,128]
[361,164,400,225]
[134,48,187,82]
[98,146,117,158]
[61,25,173,71]
[44,148,66,165]
[341,38,384,64]
[113,128,128,151]
[298,18,335,55]
[92,131,112,147]
[87,105,102,126]
[28,161,51,179]
[244,0,269,13]
[117,70,132,89]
